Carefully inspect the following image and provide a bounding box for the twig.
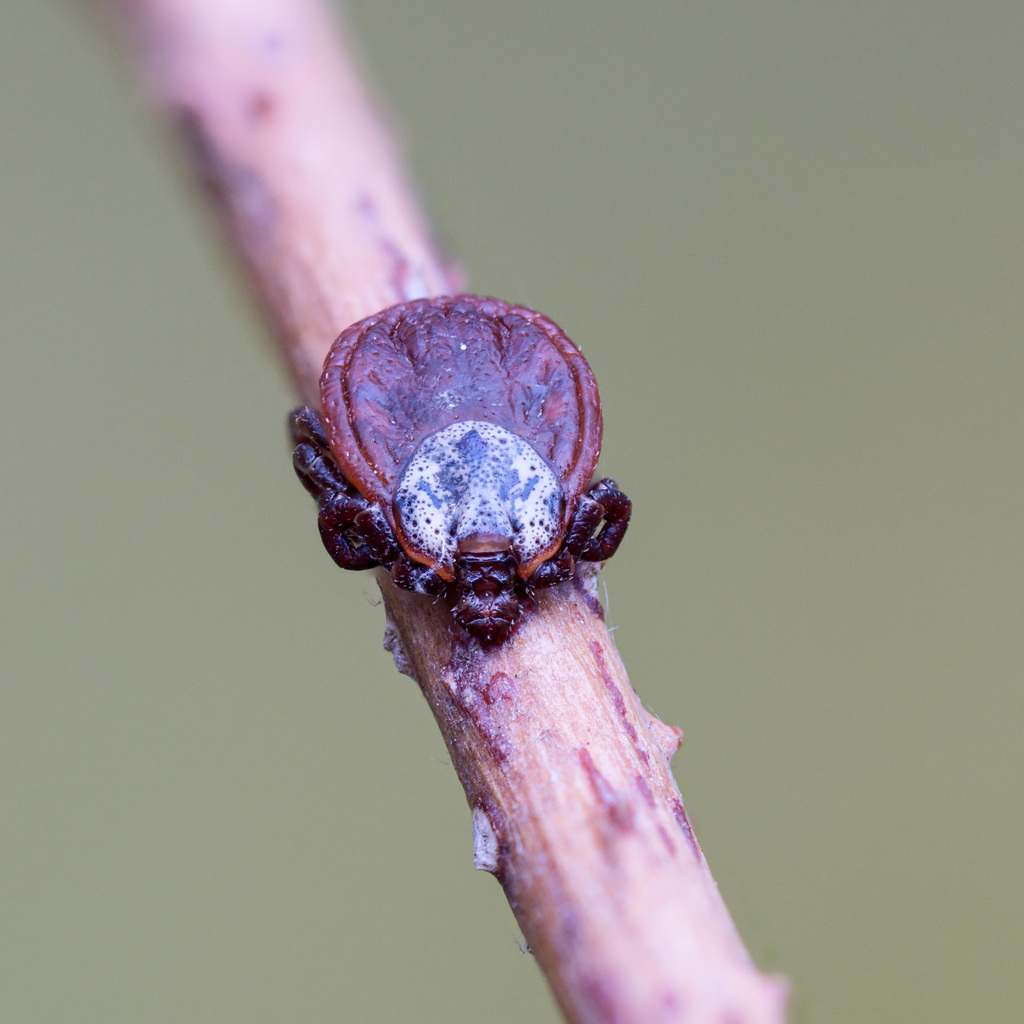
[98,0,789,1020]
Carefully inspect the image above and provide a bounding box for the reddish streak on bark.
[636,774,656,808]
[578,748,635,833]
[671,797,703,861]
[591,639,652,771]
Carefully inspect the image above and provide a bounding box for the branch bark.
[98,1,789,1021]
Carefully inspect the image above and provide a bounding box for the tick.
[289,294,631,645]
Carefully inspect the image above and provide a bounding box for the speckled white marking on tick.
[394,420,563,572]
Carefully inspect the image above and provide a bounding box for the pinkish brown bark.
[98,1,789,1021]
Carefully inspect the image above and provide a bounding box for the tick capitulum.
[289,295,632,645]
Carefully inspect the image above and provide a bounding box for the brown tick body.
[289,295,631,645]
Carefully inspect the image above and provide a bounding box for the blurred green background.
[2,1,1022,1021]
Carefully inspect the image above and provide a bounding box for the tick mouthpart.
[457,532,512,555]
[453,587,521,645]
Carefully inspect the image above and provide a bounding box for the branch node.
[647,715,684,761]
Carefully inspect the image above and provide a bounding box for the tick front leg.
[318,504,399,571]
[352,504,401,565]
[565,478,632,563]
[316,492,379,570]
[528,547,575,589]
[390,555,448,597]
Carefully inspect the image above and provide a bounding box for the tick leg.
[562,496,604,557]
[353,506,401,564]
[316,492,378,570]
[292,441,349,498]
[289,405,330,449]
[529,547,575,589]
[290,407,349,499]
[318,521,378,570]
[289,406,400,572]
[390,555,447,597]
[566,478,632,563]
